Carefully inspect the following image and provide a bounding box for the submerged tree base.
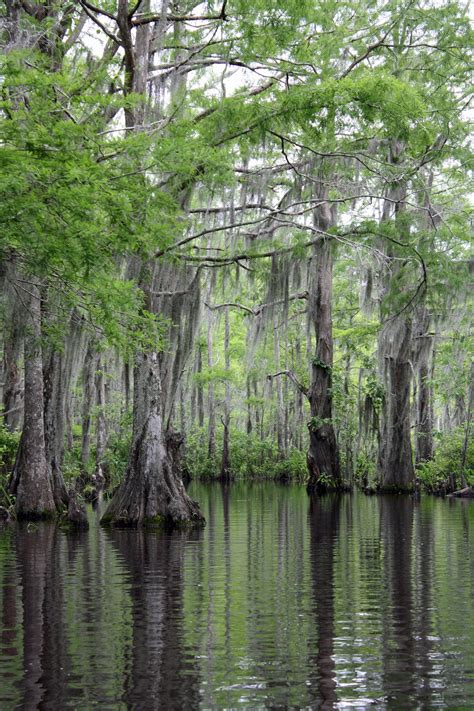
[377,484,414,494]
[101,505,205,530]
[15,509,57,522]
[306,481,351,495]
[100,417,205,530]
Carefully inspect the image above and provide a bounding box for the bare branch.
[205,301,255,315]
[267,370,309,399]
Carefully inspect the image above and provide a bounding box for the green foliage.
[185,427,307,482]
[104,413,133,492]
[355,451,377,486]
[311,355,331,372]
[0,425,19,477]
[417,427,474,493]
[0,424,20,508]
[308,416,332,431]
[61,444,82,484]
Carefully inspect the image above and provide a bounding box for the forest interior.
[0,1,473,709]
[1,0,472,525]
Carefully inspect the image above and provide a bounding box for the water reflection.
[108,528,203,710]
[380,497,417,708]
[308,495,341,709]
[0,486,473,709]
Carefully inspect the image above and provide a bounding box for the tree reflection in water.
[109,527,203,710]
[308,494,342,709]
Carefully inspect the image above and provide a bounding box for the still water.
[1,484,474,710]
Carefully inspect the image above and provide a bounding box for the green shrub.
[185,426,307,482]
[355,450,377,487]
[0,424,20,507]
[417,426,474,493]
[104,413,133,490]
[62,444,83,483]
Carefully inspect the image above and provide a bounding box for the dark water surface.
[1,484,474,710]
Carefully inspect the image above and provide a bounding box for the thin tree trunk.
[124,361,131,413]
[81,344,96,472]
[414,310,435,464]
[220,307,232,480]
[94,356,107,490]
[197,344,204,429]
[274,313,286,458]
[459,360,473,489]
[43,349,69,507]
[207,311,216,461]
[246,376,252,435]
[2,300,23,432]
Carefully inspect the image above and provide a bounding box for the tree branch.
[267,370,309,399]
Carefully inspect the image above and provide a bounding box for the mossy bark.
[377,317,415,492]
[306,222,341,494]
[101,352,204,528]
[10,283,56,519]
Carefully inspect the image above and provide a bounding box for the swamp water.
[0,483,473,709]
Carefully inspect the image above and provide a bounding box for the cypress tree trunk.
[123,361,131,413]
[101,352,204,528]
[307,234,341,493]
[10,283,56,519]
[377,317,415,490]
[376,141,415,491]
[94,357,107,489]
[414,311,435,464]
[196,344,204,429]
[42,349,69,507]
[246,376,252,435]
[207,312,216,461]
[273,312,286,458]
[100,3,203,528]
[2,301,23,432]
[220,306,232,480]
[81,344,96,472]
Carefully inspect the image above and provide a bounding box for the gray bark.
[10,283,56,518]
[81,344,96,472]
[306,192,341,492]
[220,306,232,480]
[376,142,415,491]
[101,351,204,528]
[377,317,415,490]
[2,296,23,431]
[94,357,107,489]
[207,311,216,461]
[414,309,434,463]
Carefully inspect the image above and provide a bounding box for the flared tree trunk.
[10,283,56,518]
[101,352,204,528]
[307,235,341,493]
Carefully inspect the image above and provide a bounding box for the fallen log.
[447,486,474,498]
